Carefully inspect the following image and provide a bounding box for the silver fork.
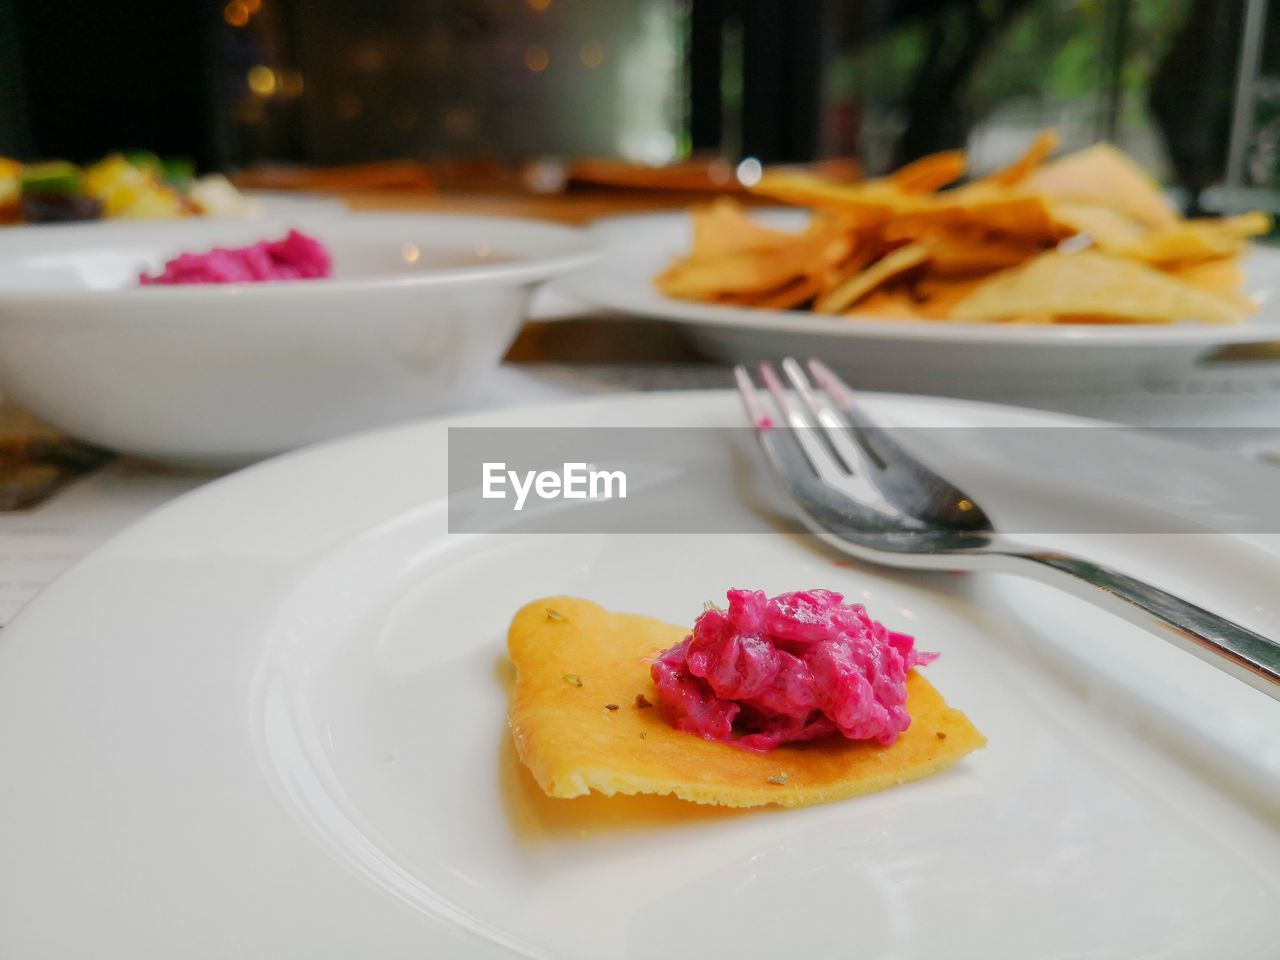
[735,358,1280,699]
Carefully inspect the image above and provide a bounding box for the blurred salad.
[0,152,260,225]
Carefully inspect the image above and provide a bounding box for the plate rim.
[0,212,602,306]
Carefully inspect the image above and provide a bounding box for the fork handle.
[1006,551,1280,698]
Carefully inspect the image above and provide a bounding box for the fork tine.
[813,357,995,528]
[810,357,906,470]
[808,359,885,432]
[735,364,838,500]
[757,362,848,482]
[779,358,830,426]
[756,361,803,429]
[733,365,772,431]
[780,357,881,477]
[810,357,959,482]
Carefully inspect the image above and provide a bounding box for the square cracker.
[507,596,986,809]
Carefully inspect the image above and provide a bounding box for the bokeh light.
[735,157,763,186]
[579,41,604,69]
[223,1,249,27]
[247,65,277,96]
[524,46,549,73]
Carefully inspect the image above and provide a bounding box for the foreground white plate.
[1,391,1278,959]
[563,211,1280,401]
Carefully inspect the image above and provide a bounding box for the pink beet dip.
[139,229,332,285]
[650,589,937,752]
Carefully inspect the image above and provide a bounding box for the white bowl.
[0,214,598,463]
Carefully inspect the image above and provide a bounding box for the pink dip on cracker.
[651,589,937,752]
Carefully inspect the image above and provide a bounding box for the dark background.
[2,0,1276,194]
[2,0,219,166]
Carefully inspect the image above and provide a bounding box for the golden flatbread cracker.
[1116,212,1272,266]
[1173,255,1247,297]
[986,129,1060,186]
[893,188,1071,242]
[890,150,966,194]
[656,240,822,299]
[654,131,1267,327]
[950,250,1245,325]
[751,170,927,224]
[923,234,1042,276]
[507,597,985,809]
[845,288,923,320]
[815,242,930,314]
[659,212,856,301]
[1049,202,1146,249]
[690,197,801,257]
[1024,142,1181,230]
[713,275,820,310]
[815,232,885,294]
[912,275,985,318]
[753,275,822,310]
[655,248,805,299]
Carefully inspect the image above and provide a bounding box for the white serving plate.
[0,213,598,463]
[249,190,348,220]
[562,210,1280,403]
[0,390,1277,959]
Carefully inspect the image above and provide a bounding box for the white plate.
[562,211,1280,401]
[1,391,1278,959]
[250,190,348,220]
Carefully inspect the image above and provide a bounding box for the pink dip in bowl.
[139,229,332,285]
[651,589,937,753]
